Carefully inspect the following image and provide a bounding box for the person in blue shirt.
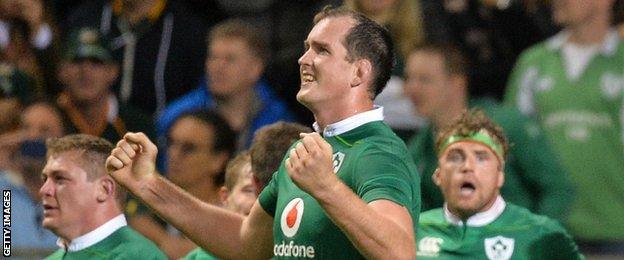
[157,19,296,160]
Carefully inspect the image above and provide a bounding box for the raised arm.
[106,132,274,259]
[286,133,416,259]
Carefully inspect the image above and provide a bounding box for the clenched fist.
[285,133,340,197]
[106,132,158,189]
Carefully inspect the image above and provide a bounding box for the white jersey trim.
[57,214,127,252]
[444,196,506,227]
[313,106,384,137]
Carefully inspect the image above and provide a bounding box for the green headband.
[438,129,504,162]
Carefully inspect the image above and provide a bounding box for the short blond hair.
[224,151,251,190]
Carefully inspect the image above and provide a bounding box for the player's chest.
[418,228,537,260]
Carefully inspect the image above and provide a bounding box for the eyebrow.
[474,150,491,156]
[304,40,331,51]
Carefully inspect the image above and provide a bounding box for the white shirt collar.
[443,196,506,227]
[546,29,620,56]
[57,214,127,252]
[313,106,384,137]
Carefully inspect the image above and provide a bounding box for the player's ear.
[496,165,505,189]
[219,186,230,206]
[432,168,442,186]
[350,59,372,88]
[97,176,115,203]
[252,172,264,196]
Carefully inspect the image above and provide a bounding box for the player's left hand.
[286,132,339,197]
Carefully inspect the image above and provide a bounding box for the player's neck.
[312,97,374,131]
[64,206,122,241]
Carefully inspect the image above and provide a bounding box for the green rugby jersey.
[45,226,166,259]
[417,200,583,259]
[505,30,624,241]
[259,109,421,259]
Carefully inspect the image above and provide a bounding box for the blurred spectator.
[157,19,295,163]
[344,0,427,139]
[0,100,64,257]
[0,62,37,136]
[421,0,557,100]
[249,121,311,192]
[219,151,255,215]
[405,43,573,221]
[505,0,624,255]
[65,0,219,116]
[56,27,155,144]
[41,134,166,259]
[130,110,236,259]
[185,151,255,260]
[344,0,424,71]
[0,0,60,95]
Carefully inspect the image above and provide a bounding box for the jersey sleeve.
[257,169,279,217]
[528,220,585,259]
[353,145,420,211]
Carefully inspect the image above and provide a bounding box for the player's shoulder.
[355,123,409,155]
[109,227,167,259]
[418,208,446,226]
[44,249,64,260]
[504,204,567,234]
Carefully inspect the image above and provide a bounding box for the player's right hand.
[106,132,158,188]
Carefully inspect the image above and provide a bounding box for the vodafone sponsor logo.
[275,198,315,258]
[280,198,304,238]
[274,240,315,258]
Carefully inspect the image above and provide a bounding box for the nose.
[461,156,476,173]
[403,80,418,97]
[298,48,313,66]
[168,146,179,159]
[39,178,53,197]
[207,57,222,74]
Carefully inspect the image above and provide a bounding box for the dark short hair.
[172,109,236,186]
[249,122,311,189]
[208,19,269,63]
[435,109,509,161]
[408,42,468,76]
[46,134,126,206]
[313,6,395,99]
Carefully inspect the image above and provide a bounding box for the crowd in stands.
[1,0,623,258]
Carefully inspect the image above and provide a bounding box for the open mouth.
[301,74,315,83]
[460,182,476,196]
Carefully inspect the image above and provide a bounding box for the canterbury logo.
[418,237,443,257]
[280,198,304,237]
